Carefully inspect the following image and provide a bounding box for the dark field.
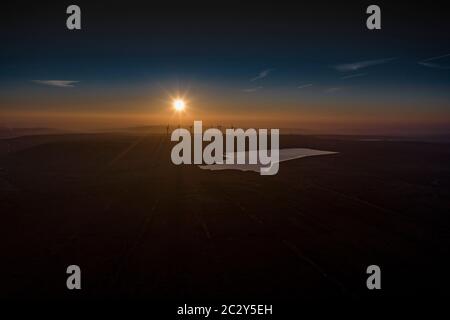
[1,134,449,300]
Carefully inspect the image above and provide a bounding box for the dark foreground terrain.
[1,133,449,300]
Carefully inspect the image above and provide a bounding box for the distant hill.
[0,127,70,139]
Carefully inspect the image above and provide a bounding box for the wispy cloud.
[340,73,367,80]
[242,86,263,93]
[418,53,450,70]
[422,53,450,62]
[250,69,274,82]
[324,87,342,94]
[418,62,450,70]
[32,80,79,88]
[297,83,313,89]
[334,58,396,72]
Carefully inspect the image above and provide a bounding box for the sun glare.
[173,99,186,112]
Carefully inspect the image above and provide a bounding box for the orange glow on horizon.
[1,108,449,135]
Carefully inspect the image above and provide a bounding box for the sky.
[0,1,449,134]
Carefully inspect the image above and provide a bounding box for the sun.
[173,98,186,112]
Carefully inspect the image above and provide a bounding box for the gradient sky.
[1,1,449,134]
